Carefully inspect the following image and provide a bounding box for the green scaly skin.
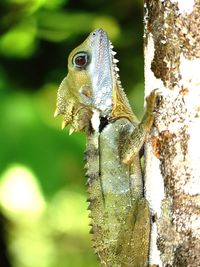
[55,29,158,267]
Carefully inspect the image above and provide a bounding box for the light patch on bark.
[179,55,200,90]
[145,142,164,216]
[144,33,165,266]
[170,0,195,14]
[179,55,200,197]
[149,223,162,266]
[186,120,200,195]
[144,143,163,266]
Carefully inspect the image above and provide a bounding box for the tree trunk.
[143,1,200,266]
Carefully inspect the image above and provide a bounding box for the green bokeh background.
[0,1,144,266]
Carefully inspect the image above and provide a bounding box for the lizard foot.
[145,88,162,115]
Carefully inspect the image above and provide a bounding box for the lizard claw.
[146,88,162,114]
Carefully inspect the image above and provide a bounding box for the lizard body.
[55,29,158,267]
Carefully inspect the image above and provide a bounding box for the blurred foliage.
[0,0,144,266]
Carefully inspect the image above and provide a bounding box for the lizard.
[54,28,159,267]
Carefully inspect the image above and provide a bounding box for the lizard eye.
[72,52,89,69]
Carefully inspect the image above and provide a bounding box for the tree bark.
[143,1,200,266]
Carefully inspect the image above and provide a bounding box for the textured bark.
[144,1,200,266]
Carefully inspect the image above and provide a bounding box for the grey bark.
[143,1,200,266]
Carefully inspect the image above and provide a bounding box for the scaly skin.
[55,29,158,267]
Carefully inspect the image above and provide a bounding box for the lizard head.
[55,28,134,133]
